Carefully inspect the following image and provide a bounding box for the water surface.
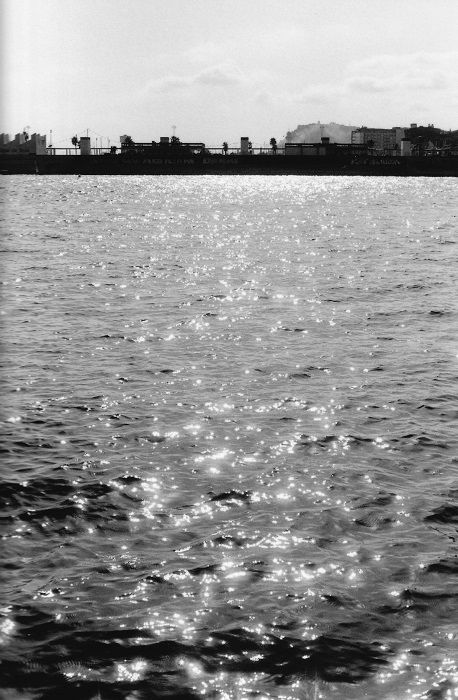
[1,175,458,699]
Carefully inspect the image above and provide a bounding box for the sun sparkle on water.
[1,175,458,699]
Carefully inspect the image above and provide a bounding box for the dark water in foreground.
[1,175,458,699]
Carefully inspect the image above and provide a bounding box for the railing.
[120,142,206,155]
[46,148,79,155]
[205,147,285,155]
[45,146,287,156]
[43,144,454,158]
[46,147,113,155]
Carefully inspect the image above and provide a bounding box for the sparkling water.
[1,175,458,699]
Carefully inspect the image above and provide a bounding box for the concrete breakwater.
[2,152,458,176]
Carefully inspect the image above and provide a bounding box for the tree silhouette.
[71,135,79,152]
[222,141,228,155]
[270,137,277,154]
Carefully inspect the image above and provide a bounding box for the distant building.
[240,137,250,154]
[285,137,330,156]
[79,136,91,155]
[0,132,47,155]
[284,136,367,158]
[401,139,412,157]
[351,126,405,152]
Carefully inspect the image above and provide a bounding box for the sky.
[1,0,457,148]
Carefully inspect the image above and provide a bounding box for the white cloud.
[253,89,275,105]
[345,51,456,93]
[194,66,243,86]
[185,42,227,66]
[147,63,244,94]
[345,76,392,93]
[138,49,457,139]
[151,76,190,93]
[280,50,457,118]
[299,85,341,103]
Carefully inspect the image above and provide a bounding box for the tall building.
[0,132,47,155]
[351,126,405,151]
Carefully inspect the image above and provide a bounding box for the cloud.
[347,72,449,93]
[148,50,456,108]
[345,51,456,93]
[345,76,392,93]
[151,76,190,93]
[253,89,275,105]
[148,64,244,94]
[140,49,458,137]
[299,85,340,103]
[283,50,457,115]
[194,66,243,86]
[185,42,227,65]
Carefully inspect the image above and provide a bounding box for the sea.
[1,174,457,700]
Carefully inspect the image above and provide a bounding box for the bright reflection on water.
[1,175,458,698]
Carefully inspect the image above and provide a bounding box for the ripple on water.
[1,175,458,699]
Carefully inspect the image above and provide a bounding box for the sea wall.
[1,153,457,176]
